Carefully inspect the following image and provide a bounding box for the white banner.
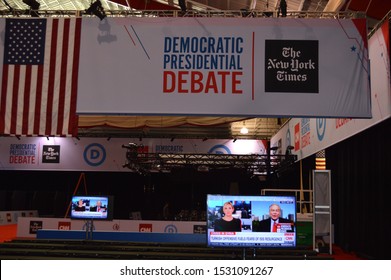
[0,137,267,171]
[271,21,391,159]
[2,260,388,279]
[76,17,370,118]
[16,217,205,238]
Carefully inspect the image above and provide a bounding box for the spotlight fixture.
[285,145,294,155]
[86,0,106,21]
[23,0,40,17]
[240,122,248,134]
[178,0,186,12]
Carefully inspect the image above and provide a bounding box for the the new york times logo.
[265,40,318,93]
[29,220,43,234]
[42,145,60,163]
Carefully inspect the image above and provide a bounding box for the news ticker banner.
[0,137,267,171]
[271,20,391,160]
[2,260,388,280]
[76,17,370,118]
[16,217,205,238]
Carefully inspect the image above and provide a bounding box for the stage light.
[178,0,186,12]
[86,0,106,21]
[285,145,294,155]
[23,0,40,17]
[240,121,248,134]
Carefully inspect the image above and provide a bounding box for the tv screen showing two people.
[207,195,296,247]
[71,196,112,220]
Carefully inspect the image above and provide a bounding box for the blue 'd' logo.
[164,224,178,233]
[83,143,106,166]
[208,145,231,154]
[316,118,326,141]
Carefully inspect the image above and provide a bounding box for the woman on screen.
[74,199,86,212]
[214,201,241,232]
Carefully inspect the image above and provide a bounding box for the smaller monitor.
[70,195,113,220]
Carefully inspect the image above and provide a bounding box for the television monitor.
[70,195,113,220]
[207,194,296,248]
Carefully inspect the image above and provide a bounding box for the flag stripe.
[0,64,8,132]
[57,19,70,136]
[10,65,20,135]
[69,18,82,136]
[22,65,32,135]
[34,65,44,135]
[45,19,58,136]
[1,18,80,136]
[28,67,38,136]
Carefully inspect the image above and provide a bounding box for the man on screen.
[89,200,106,212]
[257,203,293,232]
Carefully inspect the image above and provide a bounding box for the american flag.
[0,18,81,136]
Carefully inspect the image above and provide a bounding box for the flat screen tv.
[207,194,296,248]
[70,195,114,220]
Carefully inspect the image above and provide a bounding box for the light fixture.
[23,0,40,17]
[85,0,106,21]
[285,145,294,155]
[270,146,278,154]
[240,122,248,134]
[178,0,186,12]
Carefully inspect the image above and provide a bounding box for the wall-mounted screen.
[70,195,113,220]
[207,194,296,248]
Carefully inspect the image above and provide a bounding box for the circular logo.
[208,145,231,154]
[83,143,106,166]
[113,224,120,231]
[316,118,326,141]
[164,224,178,233]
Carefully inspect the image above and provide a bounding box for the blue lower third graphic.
[83,143,106,167]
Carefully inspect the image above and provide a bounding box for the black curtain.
[326,117,391,259]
